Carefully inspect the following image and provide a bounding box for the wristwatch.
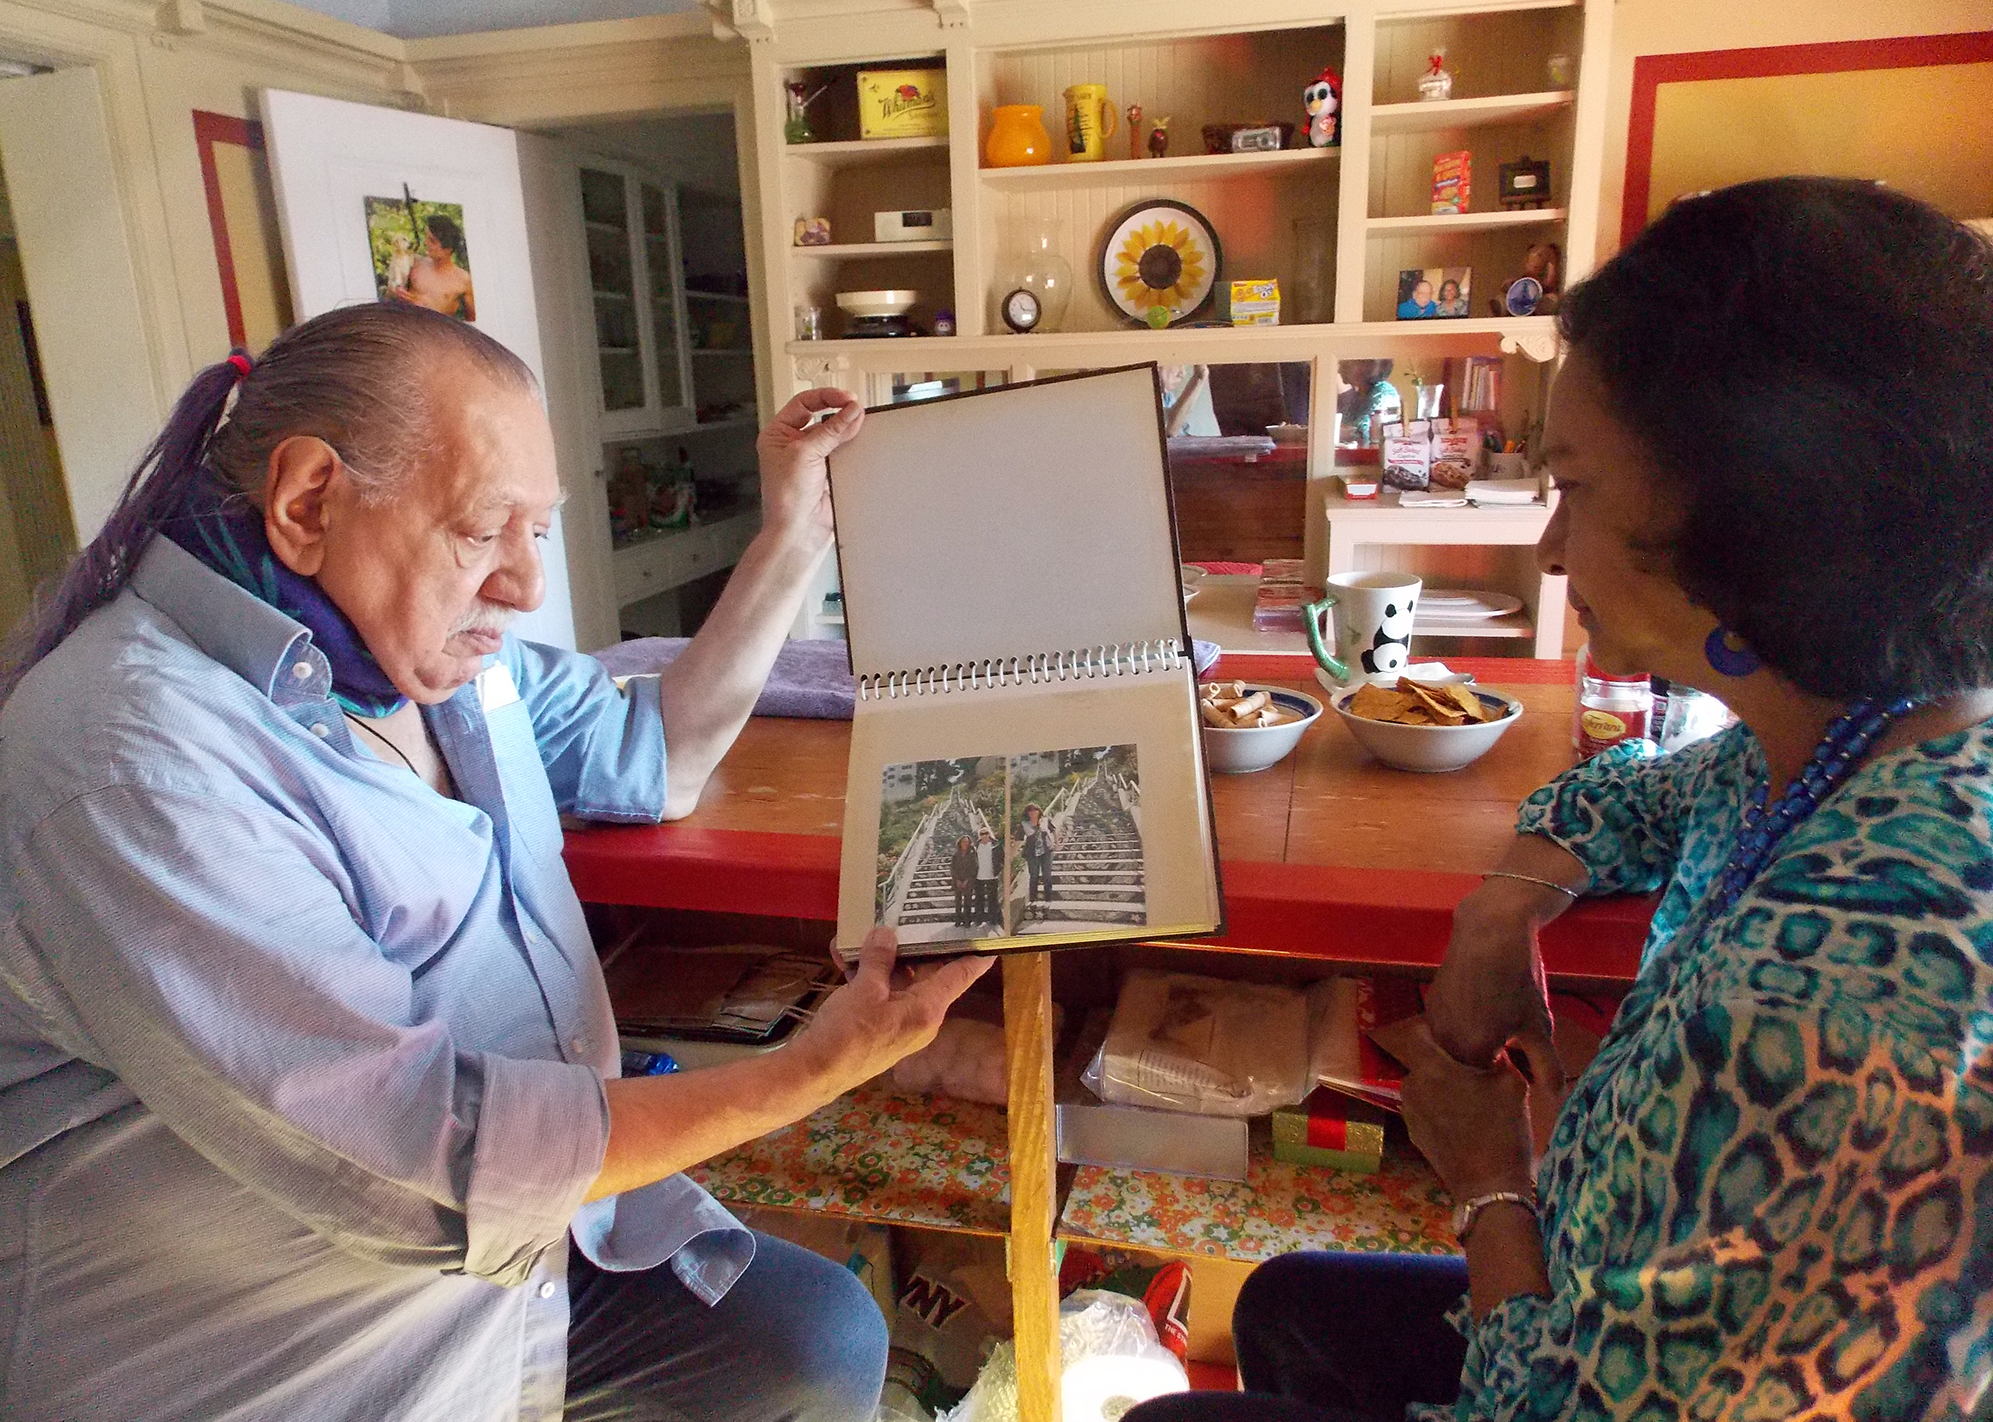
[1452,1188,1537,1244]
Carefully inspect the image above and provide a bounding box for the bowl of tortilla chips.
[1331,677,1521,772]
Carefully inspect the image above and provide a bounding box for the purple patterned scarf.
[166,468,407,716]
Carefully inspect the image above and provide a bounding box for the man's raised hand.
[756,387,863,547]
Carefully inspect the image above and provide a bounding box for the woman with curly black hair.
[1135,177,1993,1420]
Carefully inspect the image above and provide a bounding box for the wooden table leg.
[1004,951,1062,1422]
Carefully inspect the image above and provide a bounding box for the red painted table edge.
[563,825,1647,982]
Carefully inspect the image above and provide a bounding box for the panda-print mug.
[1303,572,1423,685]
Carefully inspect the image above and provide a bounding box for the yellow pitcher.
[1062,84,1119,162]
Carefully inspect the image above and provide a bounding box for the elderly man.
[0,303,987,1421]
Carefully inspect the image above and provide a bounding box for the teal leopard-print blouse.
[1435,721,1993,1420]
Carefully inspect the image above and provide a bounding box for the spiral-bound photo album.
[828,365,1224,959]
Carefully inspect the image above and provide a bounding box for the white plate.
[1418,589,1523,620]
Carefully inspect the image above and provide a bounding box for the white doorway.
[0,66,161,599]
[0,159,74,637]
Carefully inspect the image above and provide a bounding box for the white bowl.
[836,289,919,318]
[1331,687,1522,772]
[1266,423,1309,447]
[1315,665,1475,695]
[1200,685,1323,774]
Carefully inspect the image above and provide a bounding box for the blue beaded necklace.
[1709,695,1919,916]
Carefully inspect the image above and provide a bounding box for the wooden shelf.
[782,315,1559,367]
[789,239,953,259]
[1321,488,1552,539]
[687,1082,1011,1237]
[781,135,951,168]
[1368,90,1575,135]
[981,145,1339,189]
[1366,207,1568,235]
[1060,1131,1455,1261]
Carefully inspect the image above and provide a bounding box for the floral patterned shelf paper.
[687,1084,1011,1236]
[1059,1145,1458,1260]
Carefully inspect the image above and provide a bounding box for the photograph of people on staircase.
[873,755,1009,944]
[1007,744,1147,936]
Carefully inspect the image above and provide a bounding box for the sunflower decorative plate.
[1099,199,1221,328]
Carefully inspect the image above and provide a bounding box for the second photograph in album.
[874,755,1009,944]
[1008,744,1147,936]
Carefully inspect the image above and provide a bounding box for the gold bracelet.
[1482,870,1583,899]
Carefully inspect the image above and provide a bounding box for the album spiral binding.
[856,642,1190,700]
[827,365,1225,960]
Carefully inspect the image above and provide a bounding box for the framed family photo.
[1396,267,1473,319]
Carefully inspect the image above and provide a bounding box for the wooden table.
[566,655,1653,981]
[564,655,1650,1420]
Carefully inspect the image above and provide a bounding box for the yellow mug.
[1063,84,1119,162]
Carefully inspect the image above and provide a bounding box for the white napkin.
[1398,488,1469,507]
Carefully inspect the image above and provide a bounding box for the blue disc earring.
[1704,625,1762,677]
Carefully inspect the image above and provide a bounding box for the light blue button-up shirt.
[0,539,752,1421]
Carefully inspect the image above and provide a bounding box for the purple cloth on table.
[589,638,1223,721]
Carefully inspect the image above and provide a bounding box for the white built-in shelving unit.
[746,0,1612,656]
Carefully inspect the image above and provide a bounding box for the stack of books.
[1252,558,1313,632]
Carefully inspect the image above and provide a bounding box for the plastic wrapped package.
[939,1291,1188,1422]
[1083,971,1312,1117]
[890,1017,1009,1105]
[888,1001,1062,1107]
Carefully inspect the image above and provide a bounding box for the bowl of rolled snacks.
[1331,676,1521,772]
[1199,680,1323,774]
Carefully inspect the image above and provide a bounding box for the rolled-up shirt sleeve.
[504,639,665,823]
[11,780,607,1287]
[1514,728,1748,896]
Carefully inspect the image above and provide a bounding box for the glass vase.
[999,224,1075,332]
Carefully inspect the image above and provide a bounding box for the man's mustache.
[450,603,517,638]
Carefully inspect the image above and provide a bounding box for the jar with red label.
[1573,643,1652,759]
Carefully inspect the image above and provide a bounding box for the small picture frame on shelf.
[1397,268,1472,320]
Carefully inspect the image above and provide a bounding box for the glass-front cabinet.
[580,159,693,437]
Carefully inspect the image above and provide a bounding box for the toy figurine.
[783,80,828,144]
[1490,242,1562,317]
[1126,104,1143,160]
[1146,115,1171,159]
[1303,67,1341,148]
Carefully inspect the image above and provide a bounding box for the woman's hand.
[1373,1016,1541,1202]
[756,387,863,548]
[1425,880,1563,1078]
[1425,835,1588,1083]
[787,927,993,1098]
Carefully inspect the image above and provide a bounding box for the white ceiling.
[293,0,700,39]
